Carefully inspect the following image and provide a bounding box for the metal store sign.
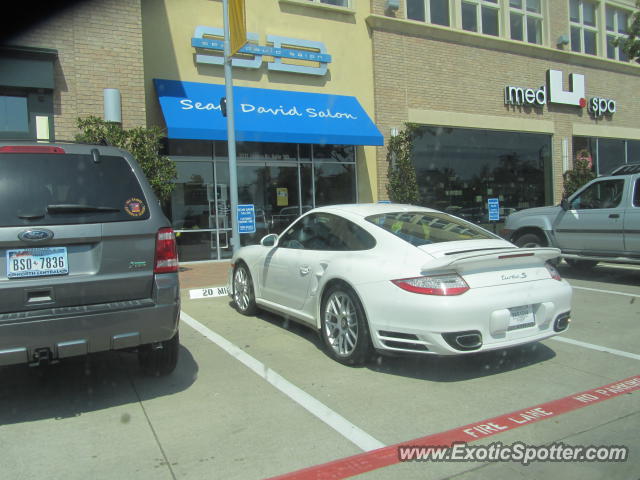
[192,26,331,76]
[504,69,616,117]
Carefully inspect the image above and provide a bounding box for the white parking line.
[572,285,640,298]
[550,336,640,361]
[180,311,386,452]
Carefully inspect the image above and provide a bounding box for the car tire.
[233,262,258,316]
[564,259,598,271]
[320,283,372,366]
[514,233,544,248]
[138,331,179,376]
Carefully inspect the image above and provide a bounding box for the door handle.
[299,265,310,275]
[609,214,620,219]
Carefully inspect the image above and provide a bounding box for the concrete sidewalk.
[178,261,231,290]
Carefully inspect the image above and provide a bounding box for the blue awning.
[153,79,383,146]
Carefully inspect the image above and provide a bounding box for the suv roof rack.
[608,163,640,176]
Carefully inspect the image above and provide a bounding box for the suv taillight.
[154,227,179,274]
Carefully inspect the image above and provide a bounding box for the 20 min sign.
[189,286,229,300]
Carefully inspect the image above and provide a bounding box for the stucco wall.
[141,0,378,201]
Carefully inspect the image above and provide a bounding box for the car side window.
[278,213,375,251]
[570,179,624,210]
[278,216,311,249]
[634,179,640,207]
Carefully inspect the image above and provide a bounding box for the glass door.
[170,159,233,261]
[267,163,301,234]
[237,162,301,245]
[171,159,213,261]
[211,161,233,260]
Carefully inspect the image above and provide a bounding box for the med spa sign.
[504,69,616,118]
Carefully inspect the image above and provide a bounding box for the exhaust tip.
[442,330,483,351]
[554,312,571,332]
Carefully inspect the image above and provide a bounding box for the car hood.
[509,205,561,218]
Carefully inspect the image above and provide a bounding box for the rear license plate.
[508,304,535,329]
[7,247,69,278]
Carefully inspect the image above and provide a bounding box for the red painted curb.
[268,375,640,480]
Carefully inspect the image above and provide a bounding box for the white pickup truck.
[502,164,640,270]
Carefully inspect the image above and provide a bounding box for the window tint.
[366,212,494,246]
[570,179,624,209]
[279,213,375,251]
[0,153,149,227]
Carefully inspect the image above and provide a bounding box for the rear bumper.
[359,278,573,356]
[0,274,180,367]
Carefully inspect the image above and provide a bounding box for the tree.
[76,116,177,201]
[613,0,640,63]
[386,124,420,204]
[562,149,596,199]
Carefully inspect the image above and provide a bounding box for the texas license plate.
[7,247,69,278]
[508,304,535,328]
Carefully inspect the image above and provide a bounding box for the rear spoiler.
[421,247,561,273]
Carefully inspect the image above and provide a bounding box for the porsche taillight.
[392,274,469,296]
[545,262,562,281]
[154,227,179,274]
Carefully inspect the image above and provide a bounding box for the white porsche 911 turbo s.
[228,204,572,366]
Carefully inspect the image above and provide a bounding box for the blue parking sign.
[488,198,500,221]
[237,204,256,234]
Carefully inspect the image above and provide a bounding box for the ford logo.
[18,229,54,242]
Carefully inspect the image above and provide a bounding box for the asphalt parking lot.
[1,262,638,479]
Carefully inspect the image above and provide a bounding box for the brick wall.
[6,0,145,141]
[370,0,640,203]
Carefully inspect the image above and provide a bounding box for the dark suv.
[0,142,180,375]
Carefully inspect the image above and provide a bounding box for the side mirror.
[560,198,570,211]
[260,233,278,247]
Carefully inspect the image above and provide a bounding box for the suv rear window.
[366,211,494,246]
[0,153,150,227]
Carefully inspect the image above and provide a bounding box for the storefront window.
[164,140,358,260]
[0,95,29,133]
[598,138,626,175]
[314,163,356,206]
[410,126,552,220]
[572,136,596,172]
[628,140,640,162]
[312,144,355,162]
[573,137,637,176]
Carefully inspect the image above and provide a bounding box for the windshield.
[366,211,495,246]
[0,153,149,226]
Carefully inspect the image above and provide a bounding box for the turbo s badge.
[124,197,146,217]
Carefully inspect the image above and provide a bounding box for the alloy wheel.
[323,291,359,357]
[233,266,251,312]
